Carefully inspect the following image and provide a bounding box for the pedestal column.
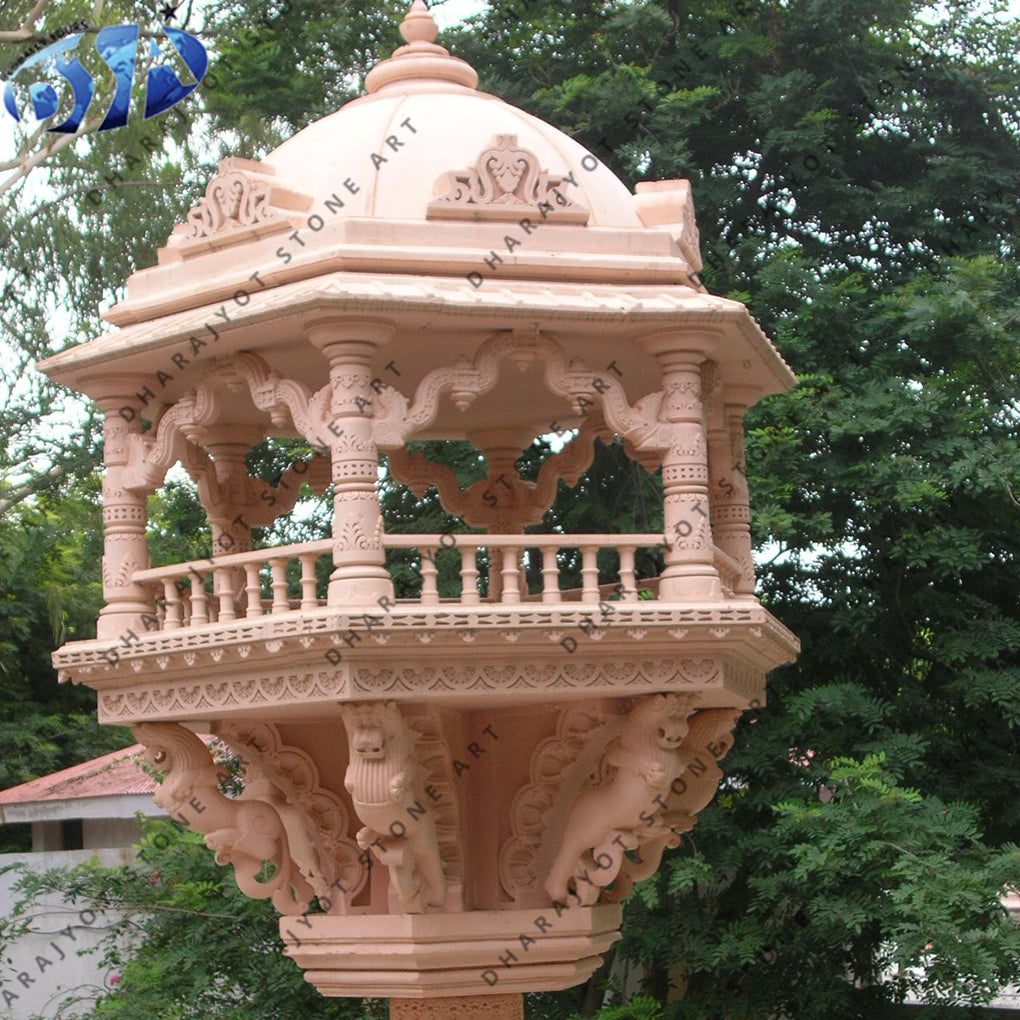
[390,993,524,1019]
[202,432,258,556]
[306,319,394,605]
[640,333,721,601]
[709,387,757,597]
[95,392,153,641]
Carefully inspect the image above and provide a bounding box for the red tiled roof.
[0,736,215,806]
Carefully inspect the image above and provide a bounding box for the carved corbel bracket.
[500,696,734,908]
[499,704,611,904]
[541,693,700,905]
[601,707,740,903]
[132,722,315,915]
[340,701,449,915]
[213,721,368,912]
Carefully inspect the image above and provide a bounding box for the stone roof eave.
[37,272,797,398]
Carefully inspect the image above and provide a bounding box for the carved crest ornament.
[163,157,313,258]
[428,135,590,223]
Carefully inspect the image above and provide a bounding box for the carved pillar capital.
[303,320,395,604]
[304,317,395,355]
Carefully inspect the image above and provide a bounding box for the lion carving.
[340,701,446,913]
[543,693,698,904]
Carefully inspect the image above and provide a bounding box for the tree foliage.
[1,0,1018,1017]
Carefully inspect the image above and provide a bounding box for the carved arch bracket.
[122,354,332,509]
[386,414,614,528]
[373,331,675,460]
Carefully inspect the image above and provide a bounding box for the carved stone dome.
[266,0,644,229]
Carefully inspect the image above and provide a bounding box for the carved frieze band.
[352,658,720,695]
[96,659,730,721]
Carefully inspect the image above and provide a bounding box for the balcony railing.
[130,534,742,632]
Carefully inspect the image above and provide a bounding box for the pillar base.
[281,905,621,998]
[327,568,395,605]
[391,992,523,1019]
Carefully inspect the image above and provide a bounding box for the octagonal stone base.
[281,905,622,998]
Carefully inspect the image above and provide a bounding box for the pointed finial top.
[400,0,439,46]
[364,0,479,94]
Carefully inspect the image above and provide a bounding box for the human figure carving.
[133,722,314,914]
[340,701,447,913]
[543,693,697,904]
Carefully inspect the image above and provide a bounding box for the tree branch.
[0,0,52,43]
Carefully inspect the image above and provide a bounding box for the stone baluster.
[306,319,394,605]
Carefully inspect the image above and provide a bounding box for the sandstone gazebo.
[38,4,799,1017]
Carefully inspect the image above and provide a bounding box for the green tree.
[0,815,384,1019]
[0,485,131,818]
[3,0,1019,1017]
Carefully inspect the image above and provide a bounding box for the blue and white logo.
[3,24,208,133]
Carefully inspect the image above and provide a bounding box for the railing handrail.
[132,533,670,583]
[381,533,668,549]
[133,539,334,582]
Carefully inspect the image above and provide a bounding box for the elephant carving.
[133,722,314,914]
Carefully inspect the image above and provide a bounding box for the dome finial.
[364,0,479,94]
[400,0,439,46]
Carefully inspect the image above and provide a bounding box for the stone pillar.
[390,994,524,1019]
[640,333,721,601]
[709,388,757,598]
[306,319,394,605]
[202,430,258,556]
[95,391,152,641]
